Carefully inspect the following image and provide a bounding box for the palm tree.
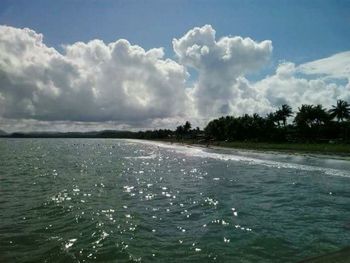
[183,121,192,133]
[329,100,350,122]
[276,104,293,127]
[294,104,329,128]
[314,104,330,125]
[266,112,279,127]
[294,105,311,128]
[175,125,184,140]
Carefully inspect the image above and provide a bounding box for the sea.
[0,138,349,262]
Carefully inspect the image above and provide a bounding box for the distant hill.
[0,130,7,136]
[1,129,170,139]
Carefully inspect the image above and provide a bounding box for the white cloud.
[0,24,349,132]
[297,51,350,81]
[0,25,189,124]
[173,25,273,117]
[253,62,350,110]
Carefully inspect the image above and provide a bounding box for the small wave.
[128,140,350,178]
[124,153,157,160]
[181,148,350,177]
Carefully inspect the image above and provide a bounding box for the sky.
[0,0,349,132]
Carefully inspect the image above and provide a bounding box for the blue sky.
[1,0,349,66]
[0,0,350,131]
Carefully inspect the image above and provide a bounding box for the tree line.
[2,100,349,143]
[203,100,350,143]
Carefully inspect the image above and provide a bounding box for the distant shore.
[153,139,350,159]
[1,135,349,158]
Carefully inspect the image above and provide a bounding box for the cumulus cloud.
[173,25,273,117]
[253,61,350,110]
[0,24,349,132]
[0,25,189,123]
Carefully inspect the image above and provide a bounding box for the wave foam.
[125,140,350,178]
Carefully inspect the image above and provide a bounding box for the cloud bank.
[0,26,188,123]
[0,25,349,131]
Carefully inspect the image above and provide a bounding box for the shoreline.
[151,139,350,160]
[1,136,349,160]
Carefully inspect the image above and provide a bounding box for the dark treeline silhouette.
[175,121,202,140]
[205,100,350,143]
[1,100,349,143]
[1,129,175,140]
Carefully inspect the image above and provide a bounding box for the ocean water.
[0,138,349,262]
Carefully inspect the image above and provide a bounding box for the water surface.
[0,138,349,262]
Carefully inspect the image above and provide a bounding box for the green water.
[0,138,349,262]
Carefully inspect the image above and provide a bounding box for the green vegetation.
[172,100,350,155]
[203,101,350,143]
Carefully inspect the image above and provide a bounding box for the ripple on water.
[1,139,350,262]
